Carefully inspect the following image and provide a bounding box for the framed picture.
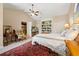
[3,25,12,34]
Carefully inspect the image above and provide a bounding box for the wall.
[36,15,69,34]
[3,8,36,31]
[52,15,69,33]
[3,4,75,35]
[0,3,3,47]
[68,3,75,26]
[36,4,75,34]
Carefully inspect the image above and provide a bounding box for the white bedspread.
[36,34,67,41]
[32,34,66,56]
[32,30,78,55]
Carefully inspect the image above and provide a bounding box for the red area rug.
[0,42,59,56]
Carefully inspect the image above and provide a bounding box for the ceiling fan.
[28,4,39,16]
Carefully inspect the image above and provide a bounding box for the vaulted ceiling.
[3,3,74,20]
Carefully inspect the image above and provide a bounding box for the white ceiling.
[4,3,71,20]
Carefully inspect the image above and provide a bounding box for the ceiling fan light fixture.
[29,4,39,16]
[35,12,39,15]
[31,13,35,16]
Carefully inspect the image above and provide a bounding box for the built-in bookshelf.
[41,20,52,33]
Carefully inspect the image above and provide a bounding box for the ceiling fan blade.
[32,4,34,6]
[29,9,31,11]
[35,11,39,13]
[25,4,39,16]
[35,13,38,16]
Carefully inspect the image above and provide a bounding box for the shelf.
[41,20,52,33]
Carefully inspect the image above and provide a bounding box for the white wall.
[68,4,75,26]
[36,20,42,34]
[31,4,75,34]
[3,8,35,31]
[52,15,69,33]
[0,3,3,47]
[36,15,69,34]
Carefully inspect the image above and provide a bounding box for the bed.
[32,29,78,56]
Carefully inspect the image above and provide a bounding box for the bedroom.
[0,3,79,56]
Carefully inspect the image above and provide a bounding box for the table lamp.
[64,23,70,29]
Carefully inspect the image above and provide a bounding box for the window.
[76,3,79,12]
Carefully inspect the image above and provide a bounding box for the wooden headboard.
[75,34,79,43]
[65,40,79,56]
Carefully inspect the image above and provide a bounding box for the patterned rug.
[0,42,59,56]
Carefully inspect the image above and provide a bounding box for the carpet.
[0,42,59,56]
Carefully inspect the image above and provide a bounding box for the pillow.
[61,29,78,40]
[60,29,68,37]
[64,30,78,40]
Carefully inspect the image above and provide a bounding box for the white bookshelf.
[41,20,52,33]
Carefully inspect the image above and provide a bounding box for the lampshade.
[64,24,70,29]
[74,17,79,24]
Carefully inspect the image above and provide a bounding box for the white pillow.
[64,30,78,40]
[61,29,68,37]
[61,29,78,40]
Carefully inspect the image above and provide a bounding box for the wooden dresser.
[65,40,79,56]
